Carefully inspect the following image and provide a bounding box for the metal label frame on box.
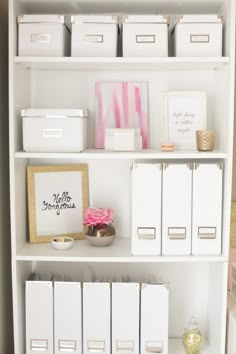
[27,164,89,243]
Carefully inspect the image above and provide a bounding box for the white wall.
[0,0,14,352]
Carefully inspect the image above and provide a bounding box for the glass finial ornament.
[182,316,203,354]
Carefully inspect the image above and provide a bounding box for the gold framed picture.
[27,164,89,243]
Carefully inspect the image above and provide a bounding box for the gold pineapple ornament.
[182,316,203,354]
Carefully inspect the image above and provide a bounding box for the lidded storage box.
[22,109,88,152]
[17,15,70,57]
[71,15,118,57]
[172,15,223,57]
[122,15,169,57]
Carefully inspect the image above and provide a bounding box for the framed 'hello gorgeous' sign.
[27,164,89,243]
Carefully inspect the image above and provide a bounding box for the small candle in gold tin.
[196,130,215,151]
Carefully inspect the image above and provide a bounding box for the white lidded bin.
[71,15,118,57]
[18,14,70,57]
[22,109,88,152]
[122,15,169,57]
[105,128,142,151]
[172,15,223,57]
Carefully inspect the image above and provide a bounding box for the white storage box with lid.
[22,109,88,152]
[71,15,118,57]
[122,15,169,57]
[104,128,142,151]
[17,15,71,57]
[172,15,223,57]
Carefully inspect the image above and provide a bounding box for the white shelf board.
[16,237,228,262]
[14,56,229,71]
[18,0,224,15]
[169,339,211,354]
[15,149,227,160]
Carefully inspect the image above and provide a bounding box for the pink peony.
[84,208,114,226]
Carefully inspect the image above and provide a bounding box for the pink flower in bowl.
[84,208,114,226]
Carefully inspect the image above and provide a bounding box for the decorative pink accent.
[95,82,148,148]
[122,82,129,127]
[95,83,105,148]
[84,208,114,226]
[135,86,148,148]
[113,89,121,128]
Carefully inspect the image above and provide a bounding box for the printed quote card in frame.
[162,91,207,150]
[27,165,89,243]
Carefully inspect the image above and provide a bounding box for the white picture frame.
[162,91,207,150]
[27,164,89,243]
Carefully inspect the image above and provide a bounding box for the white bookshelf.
[14,56,229,71]
[14,149,228,160]
[9,0,235,353]
[16,238,228,263]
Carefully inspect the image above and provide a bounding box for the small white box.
[122,15,169,57]
[105,128,142,151]
[22,109,88,152]
[71,15,118,57]
[83,283,111,354]
[112,283,140,354]
[140,283,169,354]
[173,15,223,57]
[131,163,162,256]
[18,15,70,57]
[192,163,223,255]
[162,163,192,255]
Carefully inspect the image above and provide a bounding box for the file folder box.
[18,15,70,57]
[122,15,169,57]
[83,282,111,354]
[140,283,169,354]
[71,15,118,57]
[192,163,223,255]
[162,163,192,255]
[54,281,82,354]
[112,283,140,354]
[131,163,162,255]
[172,15,223,57]
[22,109,88,152]
[25,278,53,354]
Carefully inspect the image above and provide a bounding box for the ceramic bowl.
[86,234,115,247]
[51,236,74,250]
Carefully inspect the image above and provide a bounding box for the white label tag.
[88,341,105,352]
[43,128,62,138]
[198,227,216,239]
[145,341,163,353]
[30,339,48,351]
[84,34,104,43]
[137,227,156,240]
[168,227,186,240]
[59,339,76,351]
[31,34,50,43]
[116,341,134,352]
[136,35,155,43]
[190,34,209,43]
